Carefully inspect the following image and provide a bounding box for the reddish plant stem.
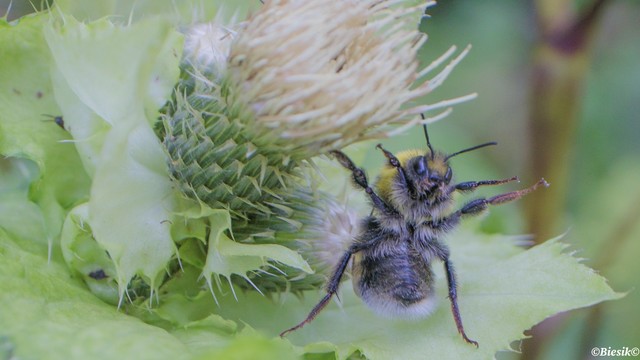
[521,1,610,359]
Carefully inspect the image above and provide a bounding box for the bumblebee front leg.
[376,144,417,199]
[457,178,549,216]
[425,178,549,231]
[280,246,355,337]
[454,176,519,192]
[441,256,478,347]
[330,150,399,216]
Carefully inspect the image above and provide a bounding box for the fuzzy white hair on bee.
[281,118,549,348]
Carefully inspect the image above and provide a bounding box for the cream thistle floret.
[183,22,235,79]
[223,0,475,155]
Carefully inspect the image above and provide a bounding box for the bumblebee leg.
[425,178,548,231]
[443,258,478,347]
[330,150,399,216]
[280,247,354,337]
[458,178,549,216]
[454,176,519,192]
[376,144,416,199]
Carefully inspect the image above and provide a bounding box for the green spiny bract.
[161,69,330,294]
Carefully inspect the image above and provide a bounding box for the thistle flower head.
[227,0,469,156]
[162,0,476,296]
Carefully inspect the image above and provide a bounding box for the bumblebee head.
[375,123,497,203]
[404,152,452,196]
[405,139,499,195]
[376,149,450,201]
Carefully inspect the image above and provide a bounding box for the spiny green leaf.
[540,159,640,358]
[46,13,183,298]
[197,227,621,359]
[182,208,313,296]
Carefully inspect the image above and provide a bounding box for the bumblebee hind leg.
[280,247,355,337]
[442,257,478,347]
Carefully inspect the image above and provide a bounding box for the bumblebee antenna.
[421,113,435,160]
[445,141,497,161]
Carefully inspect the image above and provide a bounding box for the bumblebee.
[281,123,548,346]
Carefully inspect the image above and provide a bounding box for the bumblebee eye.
[445,167,453,183]
[414,157,427,176]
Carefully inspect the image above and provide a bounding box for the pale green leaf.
[0,232,190,360]
[0,14,91,258]
[60,203,119,305]
[190,328,300,360]
[44,16,182,128]
[53,0,260,25]
[0,227,301,360]
[45,14,183,296]
[0,157,46,251]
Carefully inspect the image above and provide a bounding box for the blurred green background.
[415,2,640,359]
[2,1,638,359]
